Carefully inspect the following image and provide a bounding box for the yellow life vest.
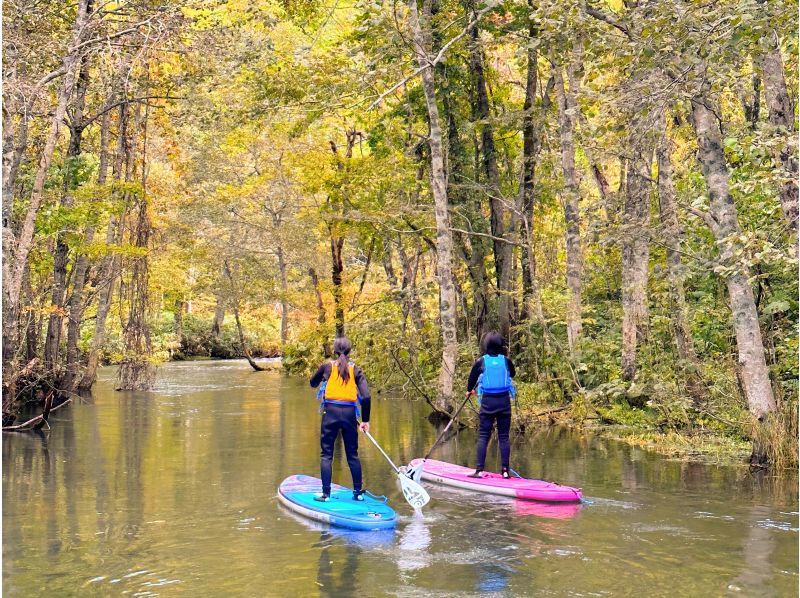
[324,361,358,403]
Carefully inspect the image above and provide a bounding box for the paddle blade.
[408,462,424,484]
[398,472,430,509]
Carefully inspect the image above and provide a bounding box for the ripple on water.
[579,497,641,510]
[694,511,737,521]
[756,518,799,532]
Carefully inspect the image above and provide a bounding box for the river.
[3,360,798,596]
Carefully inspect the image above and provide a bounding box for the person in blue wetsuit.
[309,337,371,502]
[466,331,516,479]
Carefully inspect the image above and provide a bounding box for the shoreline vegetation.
[3,1,796,470]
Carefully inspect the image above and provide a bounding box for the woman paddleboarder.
[309,337,371,501]
[466,331,516,479]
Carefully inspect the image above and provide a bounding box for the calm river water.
[3,360,798,596]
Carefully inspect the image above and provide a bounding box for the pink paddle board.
[409,458,582,503]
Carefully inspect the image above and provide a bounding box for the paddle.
[407,391,474,484]
[362,426,430,510]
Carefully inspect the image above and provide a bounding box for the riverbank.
[504,388,789,469]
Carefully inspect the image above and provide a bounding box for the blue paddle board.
[278,474,397,531]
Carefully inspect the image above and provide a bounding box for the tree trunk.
[64,109,111,390]
[554,62,583,355]
[349,238,374,310]
[232,300,266,371]
[327,131,358,338]
[2,0,90,385]
[382,242,398,288]
[657,115,704,401]
[621,109,655,381]
[518,26,548,326]
[44,55,91,370]
[657,123,695,362]
[444,70,490,341]
[330,235,345,337]
[397,239,424,331]
[276,244,289,347]
[408,0,458,411]
[23,269,39,362]
[758,30,798,232]
[467,4,511,338]
[308,267,332,358]
[78,101,129,391]
[116,102,155,391]
[174,298,185,353]
[741,73,761,129]
[690,90,776,433]
[223,260,265,372]
[212,294,226,340]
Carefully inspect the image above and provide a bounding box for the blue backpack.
[477,354,516,399]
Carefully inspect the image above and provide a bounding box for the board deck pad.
[278,474,397,531]
[410,458,582,503]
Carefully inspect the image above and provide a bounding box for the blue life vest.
[477,354,515,399]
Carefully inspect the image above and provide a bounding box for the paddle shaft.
[422,392,472,461]
[362,428,401,473]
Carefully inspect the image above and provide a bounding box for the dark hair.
[333,336,352,382]
[481,331,506,356]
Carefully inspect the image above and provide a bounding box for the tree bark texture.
[23,269,39,362]
[758,31,798,232]
[408,0,458,410]
[621,111,656,381]
[116,103,155,391]
[44,54,92,370]
[656,120,697,364]
[656,115,706,402]
[690,91,776,422]
[554,62,583,355]
[276,244,290,347]
[330,235,345,337]
[397,239,424,331]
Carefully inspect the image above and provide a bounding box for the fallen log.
[3,392,70,433]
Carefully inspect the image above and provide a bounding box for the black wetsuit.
[310,362,371,495]
[466,354,516,470]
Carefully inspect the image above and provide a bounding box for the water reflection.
[512,499,582,520]
[475,562,511,594]
[397,514,431,575]
[316,540,360,597]
[728,505,778,596]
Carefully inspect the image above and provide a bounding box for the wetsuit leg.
[340,408,362,492]
[475,412,495,470]
[497,412,511,468]
[320,409,340,495]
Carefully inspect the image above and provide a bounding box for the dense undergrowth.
[279,282,798,470]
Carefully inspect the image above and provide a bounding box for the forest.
[2,0,797,468]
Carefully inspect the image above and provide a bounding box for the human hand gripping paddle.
[406,390,474,484]
[359,422,430,511]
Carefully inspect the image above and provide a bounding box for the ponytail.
[336,353,350,383]
[332,336,353,382]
